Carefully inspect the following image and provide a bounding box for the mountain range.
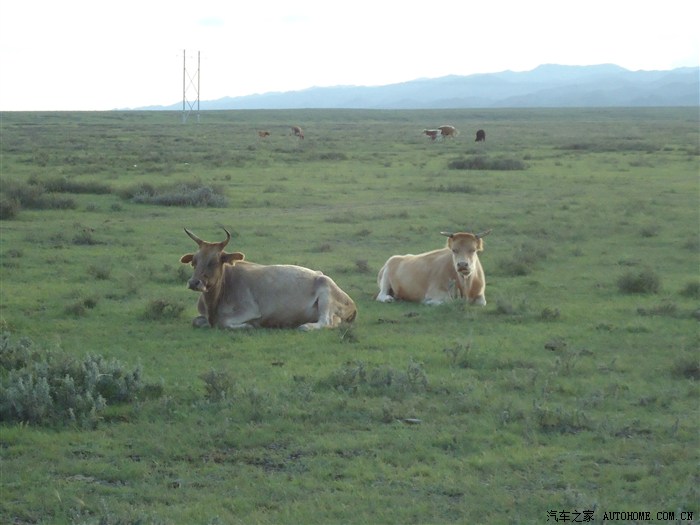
[146,64,699,110]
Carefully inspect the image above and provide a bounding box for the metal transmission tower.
[182,50,200,123]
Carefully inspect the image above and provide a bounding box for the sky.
[1,0,698,111]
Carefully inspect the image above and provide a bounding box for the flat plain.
[0,108,698,524]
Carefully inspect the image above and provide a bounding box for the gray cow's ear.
[440,231,454,238]
[180,253,194,264]
[221,252,245,265]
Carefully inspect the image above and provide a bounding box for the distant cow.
[257,130,270,138]
[423,129,441,141]
[291,125,304,139]
[475,129,486,142]
[376,230,491,306]
[438,125,458,138]
[180,229,356,329]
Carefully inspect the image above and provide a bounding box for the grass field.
[1,107,698,525]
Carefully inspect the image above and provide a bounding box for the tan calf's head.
[180,228,244,292]
[440,230,491,276]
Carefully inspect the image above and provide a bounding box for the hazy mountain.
[144,64,699,110]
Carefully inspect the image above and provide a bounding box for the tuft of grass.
[64,297,98,317]
[200,369,236,402]
[320,359,428,397]
[87,264,112,280]
[448,155,527,171]
[1,179,76,211]
[142,299,185,321]
[617,268,661,294]
[122,182,227,207]
[28,175,111,195]
[496,243,545,277]
[0,196,20,220]
[636,301,677,317]
[0,332,149,427]
[671,353,700,380]
[432,183,477,193]
[680,281,700,299]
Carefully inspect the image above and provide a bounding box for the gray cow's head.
[180,228,244,292]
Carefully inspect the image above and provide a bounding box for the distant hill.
[144,64,699,110]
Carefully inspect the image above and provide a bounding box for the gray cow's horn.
[220,228,231,248]
[475,229,492,239]
[184,228,204,246]
[440,231,454,238]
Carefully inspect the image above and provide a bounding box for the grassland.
[1,107,698,525]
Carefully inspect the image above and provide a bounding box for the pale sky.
[1,0,698,111]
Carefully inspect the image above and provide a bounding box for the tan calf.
[376,230,491,305]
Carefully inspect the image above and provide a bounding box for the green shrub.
[142,299,185,321]
[317,151,348,161]
[2,180,77,210]
[617,268,661,294]
[671,353,700,380]
[0,332,147,427]
[28,175,111,195]
[321,359,428,396]
[448,156,527,171]
[201,370,236,402]
[680,281,700,299]
[125,182,227,207]
[496,244,543,277]
[0,196,20,220]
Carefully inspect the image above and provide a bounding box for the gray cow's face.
[180,229,244,292]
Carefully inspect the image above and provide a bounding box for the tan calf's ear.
[180,254,194,264]
[221,251,245,265]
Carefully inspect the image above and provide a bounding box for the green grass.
[1,108,698,524]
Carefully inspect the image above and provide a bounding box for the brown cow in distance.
[475,129,486,142]
[180,229,356,330]
[291,125,304,139]
[376,230,491,306]
[257,130,270,138]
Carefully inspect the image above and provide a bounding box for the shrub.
[201,370,236,402]
[2,179,77,210]
[142,299,185,321]
[432,183,477,193]
[73,228,99,245]
[636,302,677,317]
[448,156,527,171]
[28,176,111,195]
[671,353,700,380]
[321,359,428,396]
[496,244,543,277]
[0,196,20,220]
[617,268,661,294]
[317,151,348,161]
[88,264,111,280]
[0,332,147,427]
[126,182,227,208]
[680,281,700,299]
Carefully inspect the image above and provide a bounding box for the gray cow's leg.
[192,316,210,328]
[299,278,335,330]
